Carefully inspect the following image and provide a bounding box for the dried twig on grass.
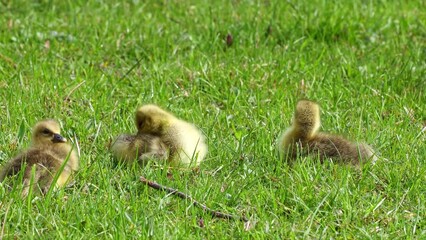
[140,176,248,222]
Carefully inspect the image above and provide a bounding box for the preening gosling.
[278,100,377,165]
[0,119,79,197]
[135,104,208,167]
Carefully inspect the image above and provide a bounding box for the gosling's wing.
[309,133,366,163]
[138,137,169,161]
[27,150,63,173]
[111,134,139,162]
[0,149,61,182]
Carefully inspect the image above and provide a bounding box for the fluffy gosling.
[0,119,79,197]
[135,104,208,167]
[278,100,377,165]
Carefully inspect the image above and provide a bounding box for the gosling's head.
[135,104,174,135]
[294,100,321,136]
[31,119,67,146]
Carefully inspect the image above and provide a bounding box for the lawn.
[0,0,425,238]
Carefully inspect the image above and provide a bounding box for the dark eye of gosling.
[42,128,51,135]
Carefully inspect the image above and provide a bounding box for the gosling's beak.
[52,133,67,143]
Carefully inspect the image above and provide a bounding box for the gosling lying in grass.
[135,104,208,167]
[0,119,79,197]
[278,100,377,165]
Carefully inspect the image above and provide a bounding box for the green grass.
[0,0,425,238]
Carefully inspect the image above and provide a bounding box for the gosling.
[135,104,208,167]
[0,119,79,197]
[278,100,377,165]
